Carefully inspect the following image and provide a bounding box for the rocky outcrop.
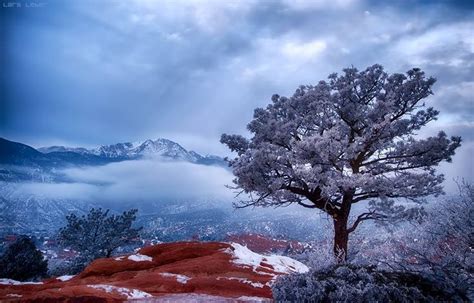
[0,241,308,302]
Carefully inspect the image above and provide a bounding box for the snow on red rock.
[55,275,75,282]
[0,279,43,286]
[0,241,308,302]
[225,233,306,254]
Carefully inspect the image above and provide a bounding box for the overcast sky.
[1,0,473,160]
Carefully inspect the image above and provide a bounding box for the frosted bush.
[272,264,465,302]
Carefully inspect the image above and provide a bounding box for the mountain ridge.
[1,137,226,168]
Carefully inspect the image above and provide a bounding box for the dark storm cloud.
[1,0,473,165]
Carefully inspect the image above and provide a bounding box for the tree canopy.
[222,64,461,260]
[59,208,141,263]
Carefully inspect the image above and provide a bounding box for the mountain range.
[0,138,319,241]
[0,137,226,169]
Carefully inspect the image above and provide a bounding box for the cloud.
[281,0,357,11]
[282,39,327,61]
[438,141,474,193]
[122,0,257,33]
[15,182,99,201]
[1,0,473,162]
[14,160,236,205]
[431,81,474,121]
[392,22,474,67]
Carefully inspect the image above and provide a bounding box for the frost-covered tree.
[59,208,141,265]
[221,64,461,261]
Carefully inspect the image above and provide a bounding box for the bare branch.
[348,210,387,233]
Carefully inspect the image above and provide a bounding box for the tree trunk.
[333,216,349,263]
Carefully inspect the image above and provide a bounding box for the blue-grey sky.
[1,0,473,160]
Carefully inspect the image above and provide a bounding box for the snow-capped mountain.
[0,137,226,182]
[37,146,91,155]
[90,138,198,162]
[4,137,226,167]
[38,138,223,164]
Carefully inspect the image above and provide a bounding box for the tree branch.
[286,185,338,216]
[348,210,387,233]
[361,149,431,167]
[297,200,318,208]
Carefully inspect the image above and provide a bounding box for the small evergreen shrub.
[0,236,48,281]
[272,264,466,302]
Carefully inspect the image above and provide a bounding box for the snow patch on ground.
[127,253,153,262]
[6,294,22,298]
[227,243,309,274]
[87,284,153,299]
[56,275,75,282]
[0,279,43,285]
[263,254,309,274]
[114,253,153,262]
[159,272,191,284]
[217,277,265,288]
[145,293,271,302]
[238,296,272,302]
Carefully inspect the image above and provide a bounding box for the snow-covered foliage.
[274,183,473,301]
[272,264,463,302]
[290,233,338,271]
[379,182,473,299]
[222,64,461,259]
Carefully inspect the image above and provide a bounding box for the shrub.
[58,208,142,270]
[272,264,466,302]
[0,236,48,281]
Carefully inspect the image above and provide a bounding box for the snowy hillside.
[0,182,95,234]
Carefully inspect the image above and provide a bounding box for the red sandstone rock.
[0,241,308,302]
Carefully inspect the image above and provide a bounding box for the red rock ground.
[0,241,307,302]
